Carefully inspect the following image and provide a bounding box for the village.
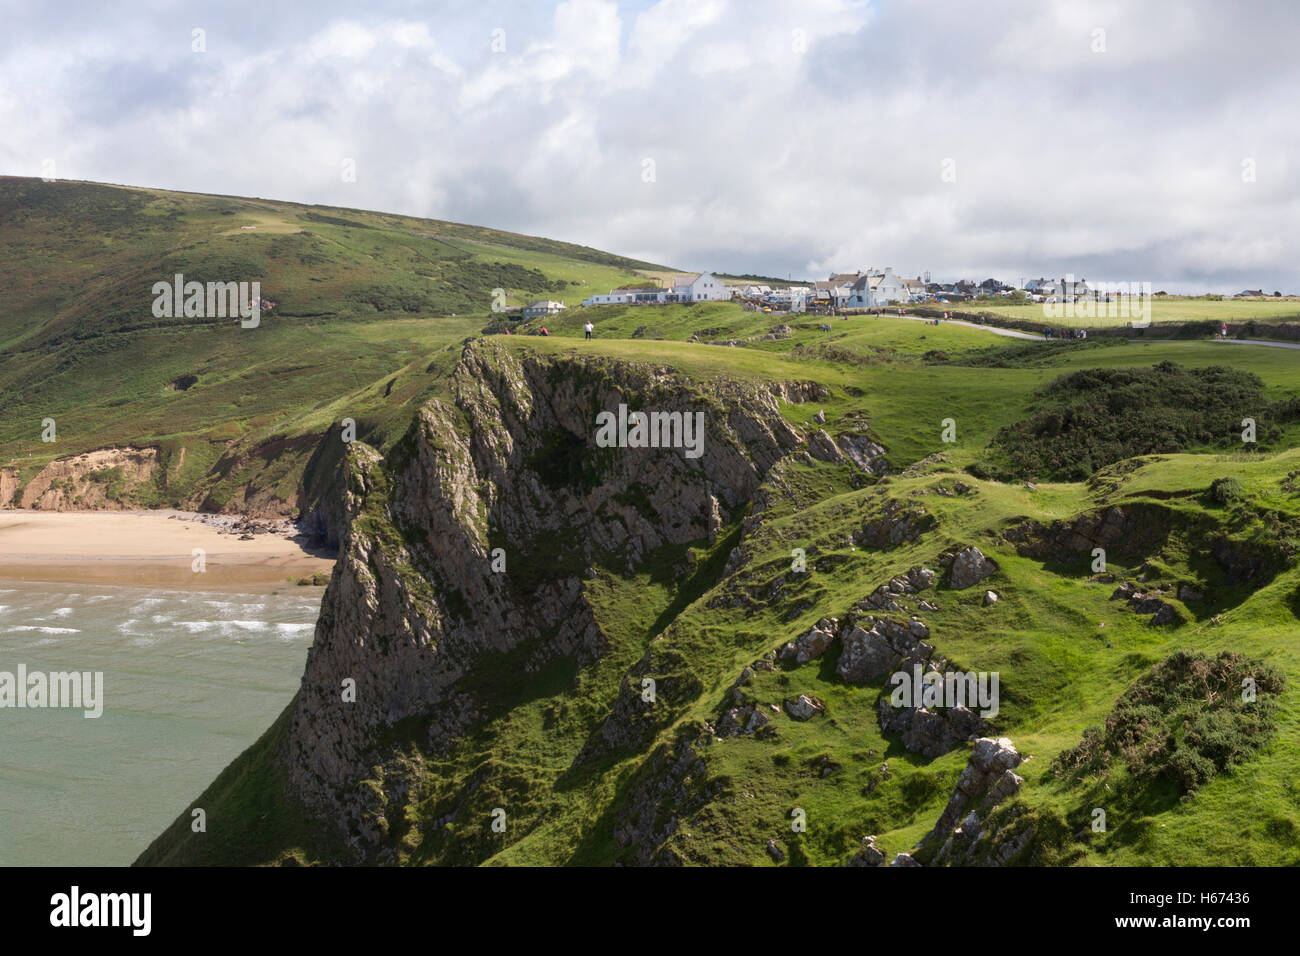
[509,270,1187,321]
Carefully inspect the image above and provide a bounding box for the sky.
[2,0,1296,292]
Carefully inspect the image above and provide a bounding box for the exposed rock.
[837,617,933,684]
[919,737,1025,862]
[1177,583,1203,603]
[859,566,937,611]
[766,839,786,863]
[1003,505,1158,564]
[11,446,160,510]
[857,500,935,550]
[783,617,838,663]
[784,694,825,721]
[947,546,999,590]
[717,705,772,737]
[846,835,886,867]
[278,341,825,855]
[613,738,721,865]
[889,853,920,867]
[878,701,986,758]
[806,429,843,463]
[983,590,999,605]
[836,434,889,473]
[1150,603,1178,626]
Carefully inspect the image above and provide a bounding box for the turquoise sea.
[0,580,322,866]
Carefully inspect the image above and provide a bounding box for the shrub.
[1051,650,1284,796]
[1209,476,1244,504]
[982,363,1298,481]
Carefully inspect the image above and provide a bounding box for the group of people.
[521,321,593,339]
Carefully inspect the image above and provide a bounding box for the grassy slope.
[0,177,670,509]
[11,179,1294,866]
[139,309,1300,866]
[938,295,1300,328]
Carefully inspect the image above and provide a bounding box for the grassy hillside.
[0,177,670,512]
[138,313,1300,867]
[937,295,1300,328]
[6,178,1298,867]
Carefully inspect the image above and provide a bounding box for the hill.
[134,322,1300,867]
[0,177,669,515]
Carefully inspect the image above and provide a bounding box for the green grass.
[8,177,1300,867]
[942,295,1300,328]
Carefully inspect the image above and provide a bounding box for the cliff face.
[282,341,854,857]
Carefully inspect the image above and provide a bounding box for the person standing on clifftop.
[584,320,594,340]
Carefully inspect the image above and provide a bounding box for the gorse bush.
[1209,476,1245,504]
[1051,650,1284,795]
[982,362,1298,481]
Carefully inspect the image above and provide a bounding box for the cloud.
[0,0,1296,291]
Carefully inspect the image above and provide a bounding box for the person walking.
[584,320,594,341]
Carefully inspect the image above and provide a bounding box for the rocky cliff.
[281,340,878,858]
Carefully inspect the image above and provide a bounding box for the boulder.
[838,617,933,684]
[791,618,838,663]
[948,546,998,590]
[847,835,886,867]
[983,590,999,605]
[784,694,826,721]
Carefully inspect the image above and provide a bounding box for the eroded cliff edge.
[277,340,877,859]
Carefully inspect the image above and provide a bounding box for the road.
[894,314,1045,340]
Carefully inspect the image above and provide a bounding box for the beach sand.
[0,510,335,589]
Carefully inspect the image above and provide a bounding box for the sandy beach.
[0,510,335,589]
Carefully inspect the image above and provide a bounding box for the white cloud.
[0,0,1296,291]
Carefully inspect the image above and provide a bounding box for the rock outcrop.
[281,341,842,854]
[946,545,999,589]
[893,736,1028,866]
[856,499,935,549]
[837,616,933,683]
[878,701,986,759]
[8,446,159,510]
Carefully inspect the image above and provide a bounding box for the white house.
[581,292,630,306]
[744,284,772,298]
[846,274,874,309]
[670,272,729,302]
[523,299,567,319]
[902,277,928,301]
[874,267,907,304]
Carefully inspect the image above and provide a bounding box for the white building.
[523,299,567,319]
[581,292,630,306]
[874,267,907,303]
[670,272,729,302]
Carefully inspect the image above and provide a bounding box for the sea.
[0,580,323,866]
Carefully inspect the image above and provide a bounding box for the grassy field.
[942,295,1300,328]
